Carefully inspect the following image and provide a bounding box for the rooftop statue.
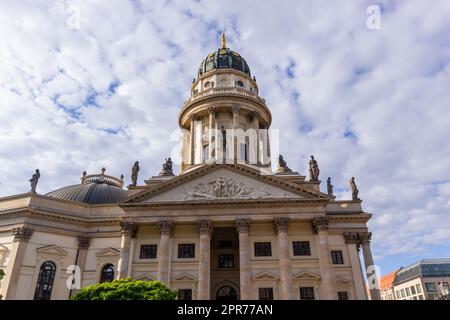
[308,155,320,181]
[276,155,292,173]
[350,177,360,201]
[327,177,334,196]
[29,169,40,193]
[159,158,174,176]
[131,161,140,186]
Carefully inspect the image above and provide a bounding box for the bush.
[71,278,177,300]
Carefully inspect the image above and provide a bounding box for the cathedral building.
[0,35,380,300]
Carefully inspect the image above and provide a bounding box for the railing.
[81,168,124,188]
[184,87,266,105]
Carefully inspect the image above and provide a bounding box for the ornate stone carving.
[276,155,292,174]
[359,232,372,245]
[250,111,261,121]
[350,177,360,201]
[312,217,329,233]
[29,169,40,193]
[327,177,334,196]
[308,155,320,181]
[119,222,137,237]
[158,221,174,235]
[197,220,213,235]
[343,232,359,244]
[184,176,288,200]
[12,227,33,242]
[78,236,91,249]
[131,161,140,186]
[231,106,240,114]
[273,217,290,233]
[159,158,174,176]
[207,106,216,115]
[235,219,251,233]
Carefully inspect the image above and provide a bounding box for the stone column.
[231,106,240,163]
[69,236,90,298]
[236,219,251,300]
[157,221,174,285]
[189,114,195,165]
[117,222,136,279]
[197,220,213,300]
[3,226,33,300]
[273,218,293,300]
[312,217,337,300]
[360,232,381,300]
[251,111,260,165]
[208,107,216,162]
[343,233,367,300]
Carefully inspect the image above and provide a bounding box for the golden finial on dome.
[221,33,226,48]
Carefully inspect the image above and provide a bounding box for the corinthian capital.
[78,236,91,249]
[312,217,329,233]
[273,217,290,234]
[231,106,241,115]
[343,232,359,244]
[359,232,372,245]
[207,106,217,115]
[120,222,137,237]
[197,220,213,235]
[12,226,34,242]
[235,219,251,233]
[158,220,174,236]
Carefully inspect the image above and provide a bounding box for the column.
[312,217,337,299]
[251,111,260,165]
[360,232,381,300]
[197,220,213,300]
[69,236,90,298]
[236,219,251,300]
[231,106,240,163]
[157,221,174,285]
[117,222,136,279]
[3,226,33,299]
[273,218,293,300]
[208,107,216,162]
[189,114,195,165]
[343,233,367,300]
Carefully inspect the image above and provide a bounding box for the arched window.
[34,261,56,300]
[100,264,115,283]
[203,144,209,162]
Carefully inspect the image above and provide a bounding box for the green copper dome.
[197,35,251,77]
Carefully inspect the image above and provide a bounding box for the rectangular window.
[299,287,315,300]
[331,250,344,264]
[416,284,422,293]
[139,244,157,259]
[292,241,311,256]
[338,291,349,300]
[258,288,274,300]
[410,285,416,295]
[254,242,272,257]
[178,244,195,259]
[425,282,437,292]
[401,289,405,298]
[418,295,423,300]
[396,291,401,299]
[178,289,192,300]
[406,287,411,296]
[218,254,235,268]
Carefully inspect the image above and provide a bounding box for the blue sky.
[0,0,449,275]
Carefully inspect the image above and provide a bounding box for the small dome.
[45,169,128,205]
[197,34,251,77]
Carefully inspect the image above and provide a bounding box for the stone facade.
[0,37,380,300]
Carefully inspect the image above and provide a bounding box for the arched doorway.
[216,285,238,301]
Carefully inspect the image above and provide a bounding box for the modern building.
[392,259,450,300]
[0,36,380,300]
[379,269,398,300]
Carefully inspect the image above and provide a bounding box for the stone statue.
[29,169,40,193]
[327,177,334,196]
[308,155,320,181]
[350,177,360,201]
[276,155,292,173]
[131,161,140,186]
[159,158,174,176]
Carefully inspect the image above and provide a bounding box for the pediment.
[36,245,68,256]
[174,273,197,281]
[252,271,279,280]
[125,164,329,204]
[135,273,156,281]
[95,247,120,258]
[336,276,353,284]
[293,270,321,280]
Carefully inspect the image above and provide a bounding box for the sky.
[0,0,449,275]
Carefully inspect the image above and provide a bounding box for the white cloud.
[0,0,449,272]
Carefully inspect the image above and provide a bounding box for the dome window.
[204,81,214,88]
[235,80,244,87]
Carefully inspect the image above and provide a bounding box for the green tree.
[71,277,177,300]
[0,269,4,300]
